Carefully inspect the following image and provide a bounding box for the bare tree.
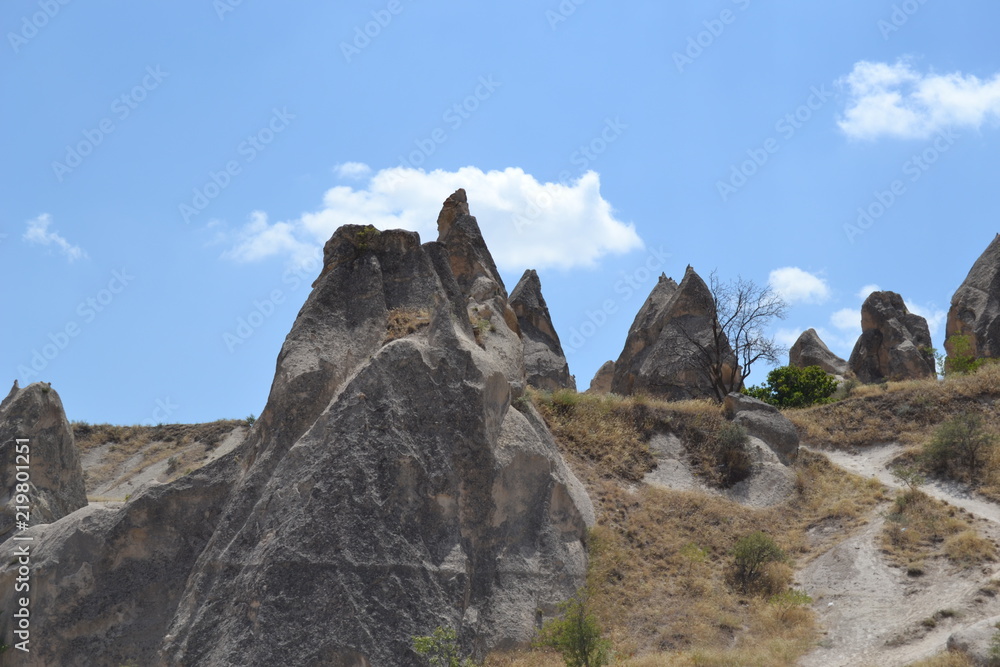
[681,272,788,401]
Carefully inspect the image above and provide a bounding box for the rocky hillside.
[7,215,1000,667]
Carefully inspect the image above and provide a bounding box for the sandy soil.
[798,444,1000,666]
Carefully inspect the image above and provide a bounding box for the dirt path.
[797,445,1000,666]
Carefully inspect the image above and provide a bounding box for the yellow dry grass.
[492,391,887,666]
[904,651,974,667]
[881,489,994,572]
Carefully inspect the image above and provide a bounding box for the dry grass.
[531,390,744,487]
[384,308,430,343]
[74,419,243,492]
[904,651,974,667]
[494,392,886,666]
[881,489,995,572]
[788,364,1000,451]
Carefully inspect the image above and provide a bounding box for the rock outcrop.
[789,328,848,376]
[510,269,575,391]
[946,233,1000,361]
[0,190,593,666]
[848,291,936,383]
[723,393,799,465]
[948,614,1000,665]
[587,361,615,394]
[611,268,737,400]
[0,381,87,542]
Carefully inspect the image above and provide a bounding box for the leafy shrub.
[534,594,611,667]
[743,365,838,408]
[923,413,996,482]
[245,414,257,426]
[768,589,813,622]
[730,531,786,595]
[945,334,986,376]
[413,626,475,667]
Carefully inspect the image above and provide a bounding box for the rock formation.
[587,361,615,394]
[510,269,575,391]
[789,328,848,376]
[0,381,87,543]
[611,268,737,400]
[723,393,799,465]
[0,190,594,666]
[848,291,936,383]
[946,233,1000,361]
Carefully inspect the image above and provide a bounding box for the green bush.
[413,626,475,667]
[923,413,996,482]
[535,593,611,667]
[743,365,838,408]
[945,334,986,376]
[731,531,786,595]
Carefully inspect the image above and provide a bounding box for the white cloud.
[838,59,1000,139]
[221,165,644,271]
[830,307,859,332]
[905,300,947,336]
[334,162,372,179]
[223,211,320,270]
[22,214,87,261]
[857,283,881,300]
[768,267,831,305]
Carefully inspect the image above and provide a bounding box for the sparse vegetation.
[743,365,838,408]
[714,422,752,487]
[923,413,996,483]
[245,413,257,426]
[413,626,476,667]
[882,488,994,571]
[534,593,611,667]
[386,308,431,343]
[730,532,787,595]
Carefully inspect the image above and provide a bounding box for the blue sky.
[4,1,1000,425]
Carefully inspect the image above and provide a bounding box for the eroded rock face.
[510,269,575,391]
[611,268,737,400]
[0,381,87,542]
[789,329,848,376]
[848,291,935,383]
[723,393,799,465]
[947,614,1000,666]
[587,361,615,394]
[947,234,1000,360]
[0,190,594,667]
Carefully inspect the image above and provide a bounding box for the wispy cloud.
[769,267,831,305]
[219,164,643,271]
[22,214,88,262]
[856,283,881,300]
[838,59,1000,139]
[334,161,372,180]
